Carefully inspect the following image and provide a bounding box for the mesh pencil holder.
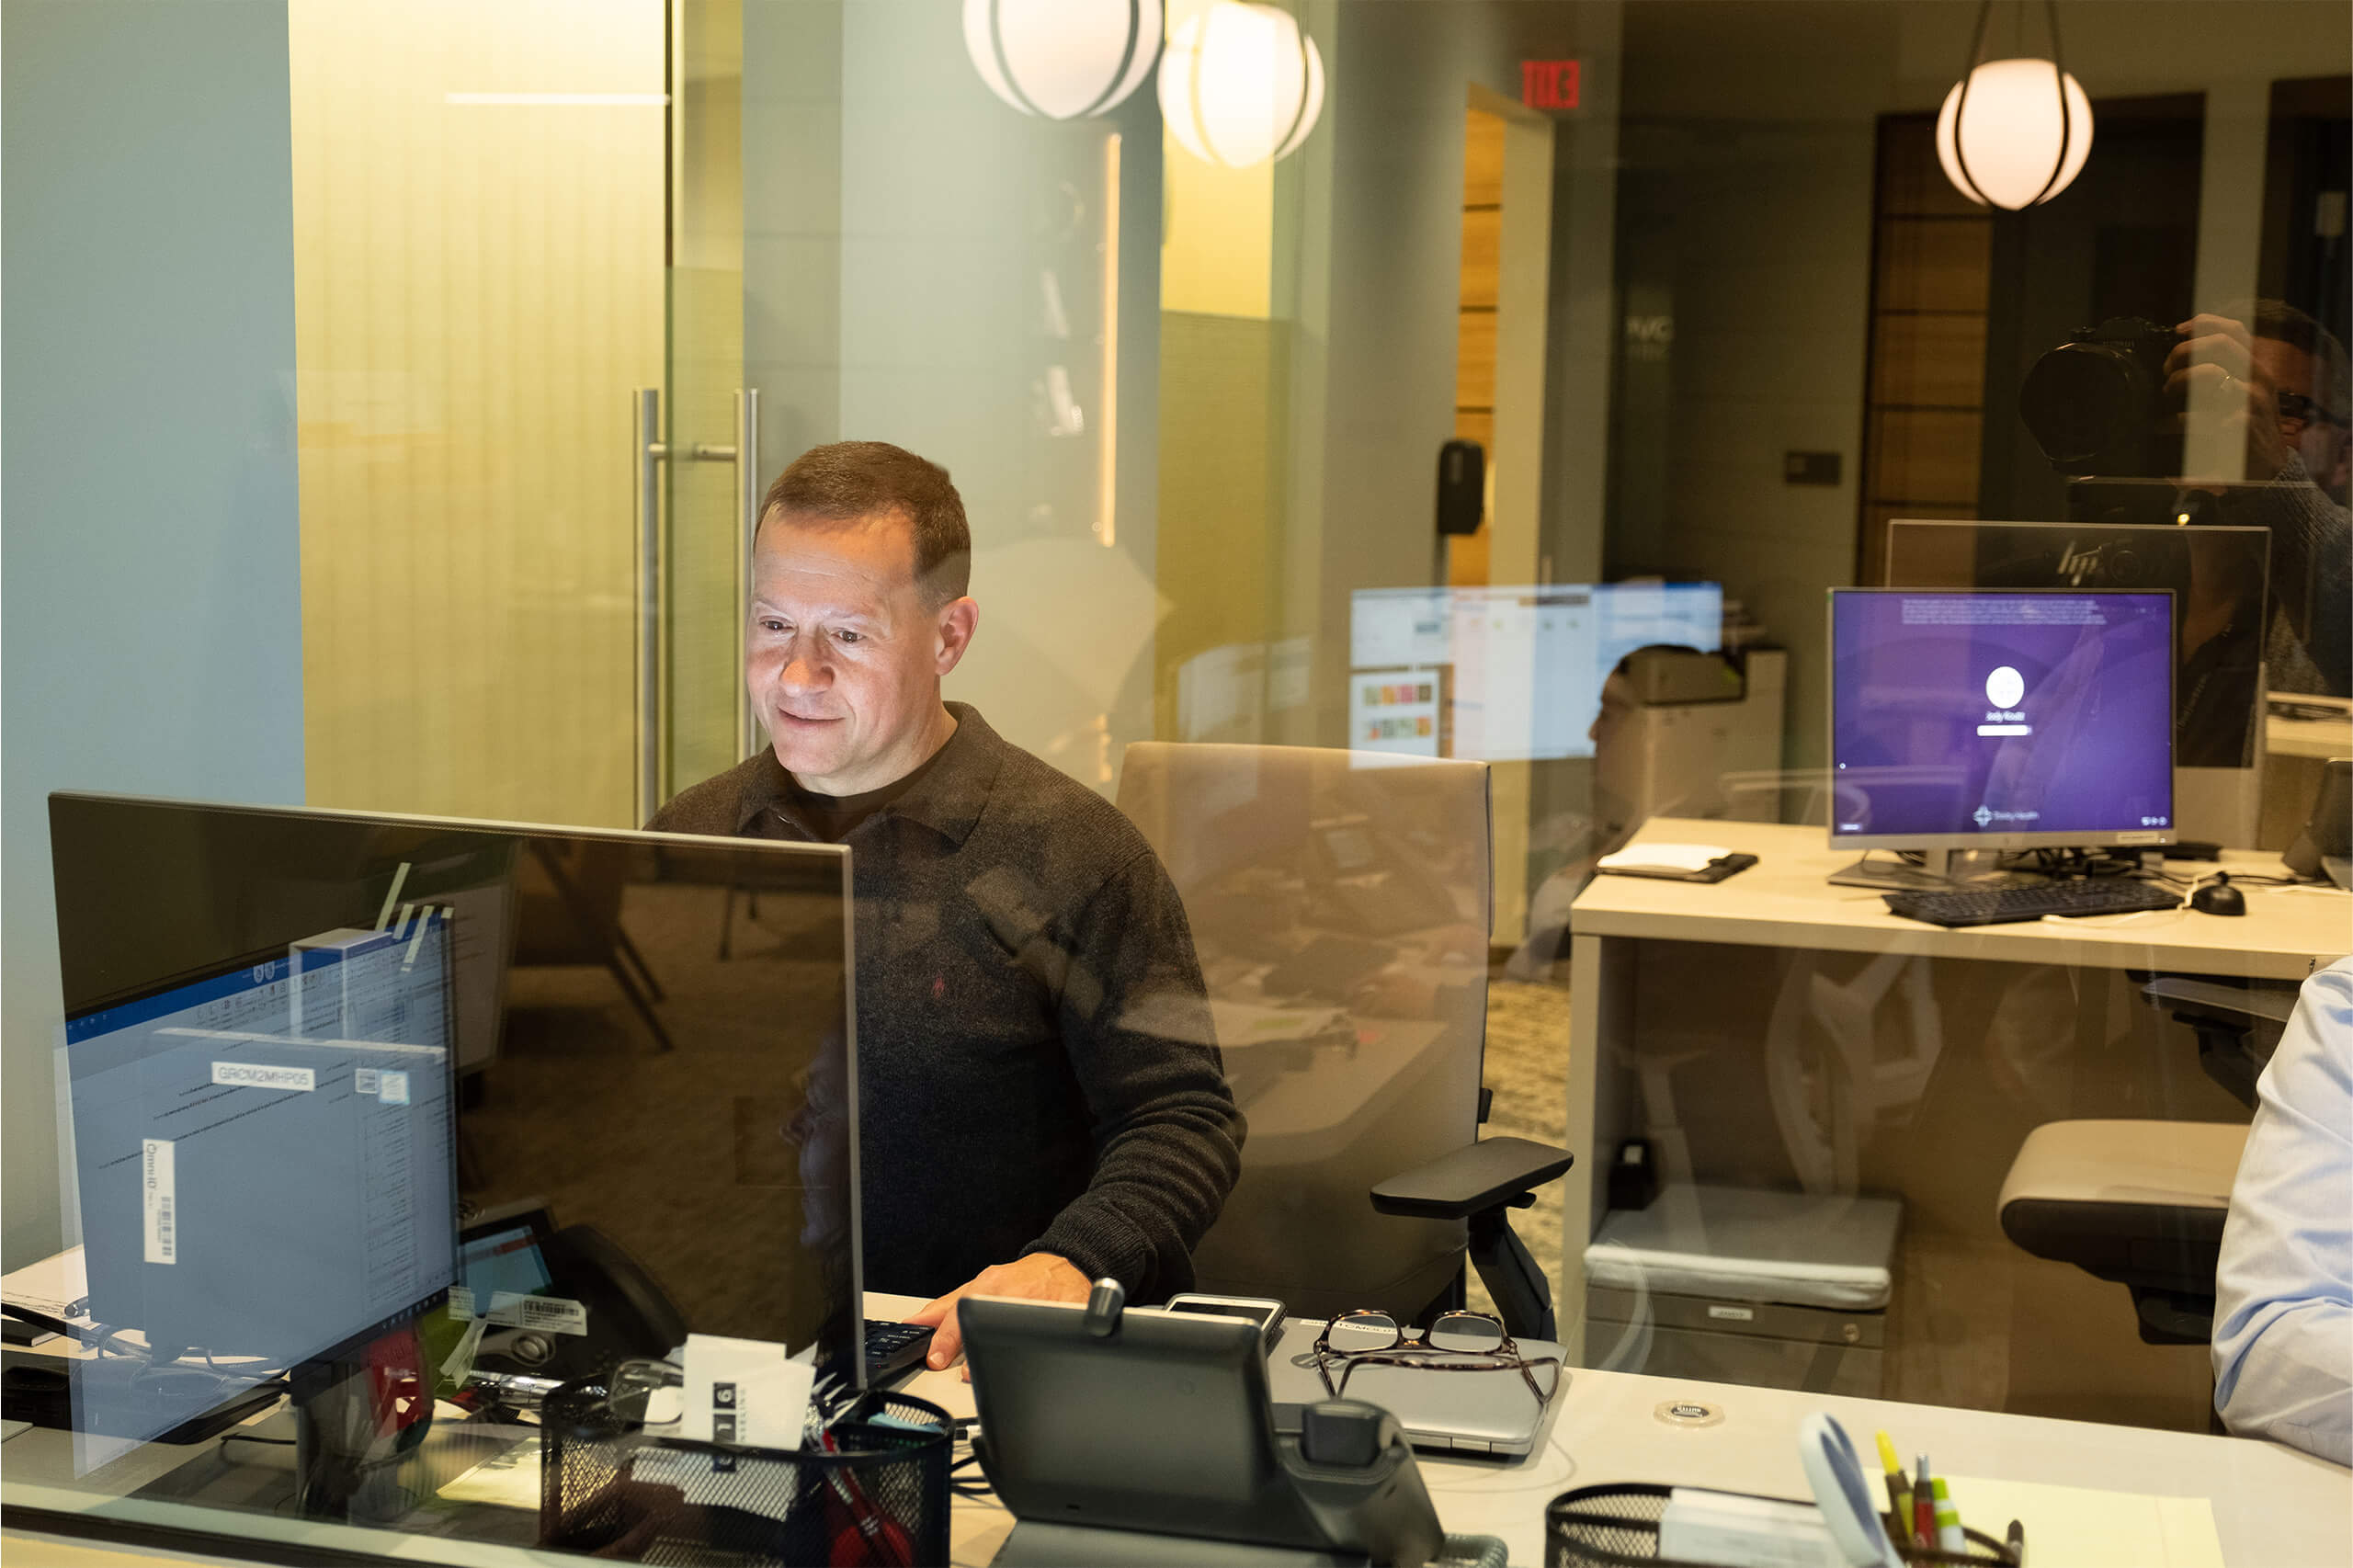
[540,1374,953,1567]
[1547,1483,2020,1568]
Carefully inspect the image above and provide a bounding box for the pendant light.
[1157,1,1324,168]
[963,0,1162,121]
[1936,0,2094,210]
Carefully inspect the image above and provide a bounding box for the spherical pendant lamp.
[1157,1,1324,168]
[963,0,1162,120]
[1937,57,2094,209]
[1936,0,2094,210]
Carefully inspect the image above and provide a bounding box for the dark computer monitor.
[1827,589,2177,854]
[49,795,861,1394]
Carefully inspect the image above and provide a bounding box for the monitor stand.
[1826,848,2038,892]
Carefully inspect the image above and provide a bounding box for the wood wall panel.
[1873,219,1994,313]
[1870,311,1989,409]
[290,0,665,827]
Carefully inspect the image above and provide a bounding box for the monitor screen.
[63,918,457,1448]
[1828,590,2176,848]
[50,795,860,1391]
[1348,581,1723,760]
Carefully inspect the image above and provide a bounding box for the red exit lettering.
[1520,59,1580,111]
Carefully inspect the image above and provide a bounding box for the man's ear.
[935,596,980,676]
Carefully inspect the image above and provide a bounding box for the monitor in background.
[48,795,860,1392]
[1883,518,2270,846]
[1347,581,1724,760]
[61,918,457,1449]
[1826,590,2176,884]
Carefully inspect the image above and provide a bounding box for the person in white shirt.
[2211,956,2353,1465]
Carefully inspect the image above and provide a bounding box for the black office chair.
[1117,742,1573,1340]
[1995,980,2286,1346]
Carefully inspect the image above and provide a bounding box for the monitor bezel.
[1823,586,2179,854]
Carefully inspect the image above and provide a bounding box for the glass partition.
[6,0,2349,1558]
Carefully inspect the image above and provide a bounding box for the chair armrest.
[1370,1136,1574,1221]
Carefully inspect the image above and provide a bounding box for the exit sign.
[1521,59,1580,110]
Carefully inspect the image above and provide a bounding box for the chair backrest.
[1118,742,1493,1324]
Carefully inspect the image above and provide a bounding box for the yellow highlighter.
[1931,1474,1965,1554]
[1874,1429,1912,1529]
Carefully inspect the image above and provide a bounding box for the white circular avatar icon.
[1985,665,2026,709]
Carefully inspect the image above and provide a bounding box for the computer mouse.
[2190,873,2245,917]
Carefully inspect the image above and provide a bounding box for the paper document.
[438,1435,541,1510]
[2,1246,93,1329]
[1597,843,1732,874]
[1944,1474,2224,1568]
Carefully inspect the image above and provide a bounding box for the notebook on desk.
[1262,1319,1565,1458]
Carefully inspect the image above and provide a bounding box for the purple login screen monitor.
[1830,589,2175,848]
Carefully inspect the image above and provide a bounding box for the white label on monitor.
[2117,830,2166,845]
[486,1290,589,1336]
[380,1070,410,1106]
[1707,1304,1755,1322]
[356,1067,381,1095]
[142,1140,176,1266]
[211,1062,315,1093]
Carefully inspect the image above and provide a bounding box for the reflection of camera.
[2019,316,2183,476]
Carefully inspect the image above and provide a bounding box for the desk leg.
[1563,932,1632,1367]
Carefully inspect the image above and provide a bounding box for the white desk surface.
[1568,818,2349,981]
[7,1297,2347,1566]
[867,1295,2351,1568]
[2267,700,2351,762]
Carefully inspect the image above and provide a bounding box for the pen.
[1874,1428,1912,1528]
[2006,1517,2026,1567]
[1932,1475,1965,1553]
[1913,1456,1935,1550]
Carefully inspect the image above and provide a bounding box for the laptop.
[1263,1318,1565,1459]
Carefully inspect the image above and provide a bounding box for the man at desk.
[2211,956,2352,1466]
[649,441,1243,1368]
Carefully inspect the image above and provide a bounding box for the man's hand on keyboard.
[905,1253,1091,1374]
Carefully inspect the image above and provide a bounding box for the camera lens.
[2019,343,2150,468]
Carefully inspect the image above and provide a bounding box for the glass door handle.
[634,387,763,823]
[635,388,665,824]
[733,388,761,761]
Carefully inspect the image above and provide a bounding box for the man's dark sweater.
[647,703,1243,1301]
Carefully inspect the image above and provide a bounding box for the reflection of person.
[1504,647,1692,980]
[649,442,1243,1369]
[2167,303,2351,694]
[2211,957,2353,1467]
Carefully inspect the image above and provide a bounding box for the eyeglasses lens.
[1427,1312,1505,1353]
[1326,1312,1402,1354]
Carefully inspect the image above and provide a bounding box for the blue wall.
[2,0,305,1268]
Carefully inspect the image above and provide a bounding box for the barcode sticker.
[486,1291,590,1336]
[142,1139,177,1266]
[356,1067,381,1095]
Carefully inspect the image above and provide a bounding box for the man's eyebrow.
[749,597,884,625]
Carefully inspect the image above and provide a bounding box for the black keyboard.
[863,1318,936,1384]
[1882,880,2179,927]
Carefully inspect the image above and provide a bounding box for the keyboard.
[1882,880,2179,927]
[863,1318,936,1384]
